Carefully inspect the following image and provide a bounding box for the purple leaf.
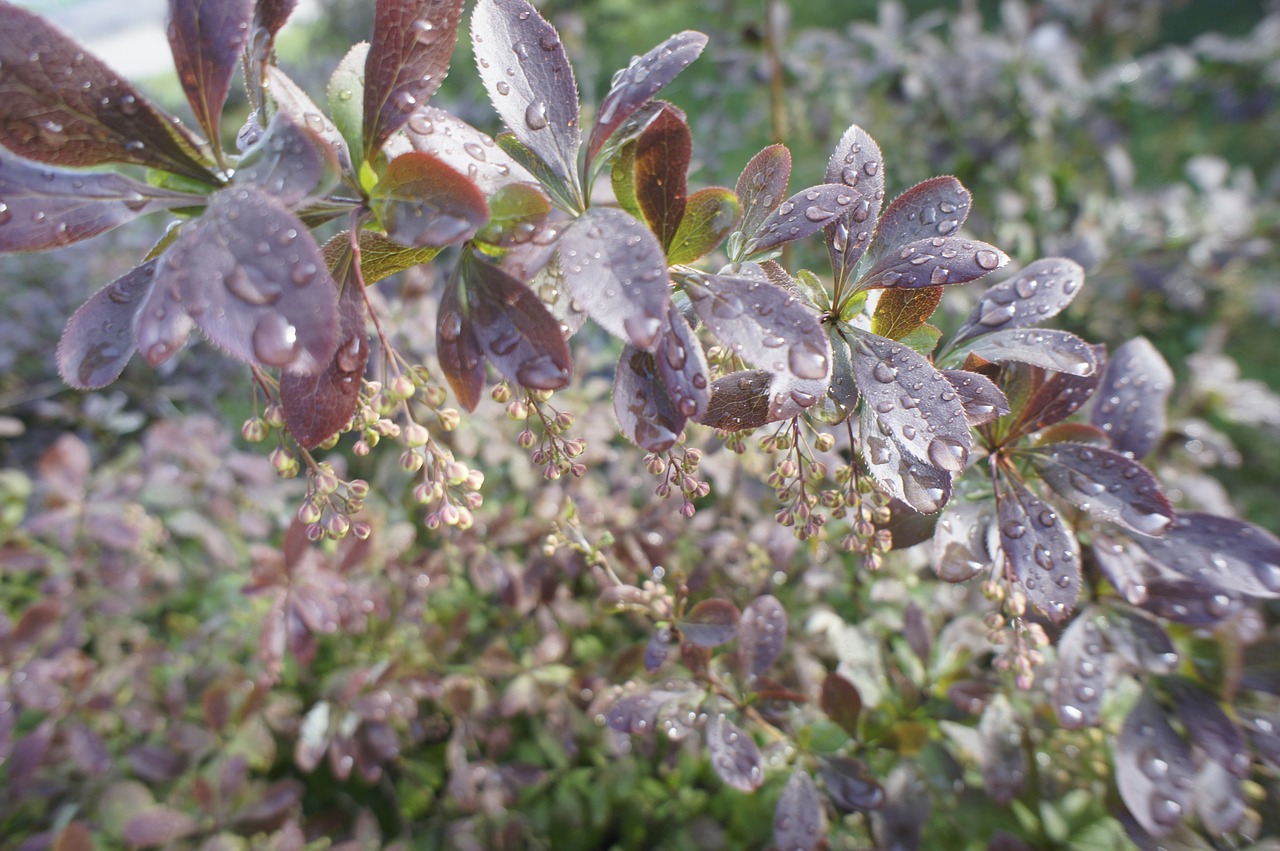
[587,30,707,169]
[678,598,740,648]
[0,3,216,182]
[1092,533,1154,606]
[644,627,672,673]
[280,252,367,449]
[363,0,465,156]
[373,152,489,248]
[996,473,1080,623]
[859,403,952,514]
[255,0,298,37]
[461,252,572,392]
[1107,607,1179,675]
[697,369,772,431]
[941,369,1009,426]
[735,144,791,240]
[1132,512,1280,599]
[0,152,202,252]
[868,176,972,263]
[850,329,971,472]
[405,106,534,195]
[738,595,786,679]
[606,689,683,735]
[774,769,824,851]
[613,345,684,452]
[956,328,1097,376]
[933,498,994,581]
[560,206,669,350]
[235,110,339,207]
[57,260,157,388]
[162,186,340,374]
[747,183,866,254]
[1053,610,1105,729]
[902,602,931,664]
[264,65,352,173]
[1029,443,1173,536]
[705,714,763,792]
[979,695,1027,806]
[653,302,709,420]
[121,808,199,847]
[858,236,1007,290]
[1116,689,1194,838]
[825,123,884,285]
[472,0,580,191]
[667,186,740,266]
[166,0,252,158]
[1090,336,1173,459]
[634,104,690,250]
[1139,577,1245,625]
[1166,678,1250,777]
[1009,345,1106,435]
[1194,759,1246,835]
[952,258,1085,345]
[437,271,485,411]
[133,267,194,367]
[818,756,885,811]
[820,673,862,739]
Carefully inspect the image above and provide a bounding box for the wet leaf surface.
[1132,512,1280,599]
[871,286,942,341]
[614,345,684,451]
[697,369,772,431]
[867,176,972,266]
[235,110,338,207]
[1090,336,1173,459]
[952,258,1085,345]
[738,595,786,679]
[996,472,1080,623]
[405,105,534,195]
[667,187,740,265]
[133,262,194,368]
[705,713,762,792]
[653,303,709,421]
[1106,607,1179,675]
[1009,345,1106,435]
[57,259,157,388]
[1053,610,1105,729]
[824,123,884,284]
[265,66,352,174]
[372,152,488,248]
[979,695,1027,806]
[1166,678,1250,777]
[932,498,994,581]
[819,755,885,811]
[859,236,1007,290]
[954,328,1096,376]
[1116,688,1194,838]
[166,0,252,156]
[321,230,440,286]
[634,104,690,249]
[773,769,823,851]
[1029,443,1173,536]
[678,598,740,647]
[748,183,865,254]
[437,269,485,412]
[735,144,790,241]
[859,403,952,514]
[940,369,1009,426]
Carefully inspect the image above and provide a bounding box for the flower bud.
[814,433,836,453]
[264,403,286,428]
[491,382,512,403]
[465,470,485,491]
[445,460,468,486]
[242,417,269,442]
[325,513,350,539]
[389,373,416,400]
[269,446,299,477]
[297,498,323,525]
[517,429,537,449]
[352,522,372,540]
[437,408,460,430]
[422,384,448,408]
[400,449,424,472]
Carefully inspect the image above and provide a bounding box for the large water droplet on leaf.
[251,313,300,367]
[788,340,828,380]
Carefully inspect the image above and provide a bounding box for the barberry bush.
[3,0,1280,848]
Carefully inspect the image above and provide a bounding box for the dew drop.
[624,314,662,349]
[0,203,10,225]
[1002,520,1026,539]
[872,361,896,383]
[336,334,365,373]
[975,249,1002,270]
[251,313,300,367]
[495,80,511,96]
[524,101,549,131]
[777,200,795,216]
[225,267,282,306]
[439,311,462,342]
[803,205,829,222]
[788,340,828,380]
[927,436,968,472]
[393,90,418,112]
[118,93,139,116]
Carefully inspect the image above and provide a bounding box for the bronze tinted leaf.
[0,3,215,182]
[667,187,740,265]
[372,152,488,248]
[859,236,1007,291]
[697,369,772,431]
[0,153,202,252]
[472,0,580,191]
[705,714,762,792]
[437,271,485,411]
[825,123,884,285]
[820,674,862,739]
[363,0,464,156]
[634,104,690,250]
[1052,610,1105,729]
[1090,336,1173,459]
[280,251,367,449]
[871,286,942,341]
[235,110,339,207]
[462,253,571,392]
[738,594,786,679]
[166,0,252,157]
[1131,512,1280,599]
[1010,345,1106,435]
[774,769,824,851]
[163,186,339,374]
[57,260,158,389]
[952,258,1085,345]
[587,30,707,168]
[867,176,972,266]
[560,206,669,350]
[940,369,1009,426]
[1028,443,1173,536]
[405,106,534,195]
[320,230,440,286]
[736,144,791,241]
[932,498,994,582]
[679,598,741,647]
[996,472,1080,623]
[1116,689,1193,838]
[653,303,709,420]
[954,328,1096,376]
[748,183,864,254]
[613,345,684,452]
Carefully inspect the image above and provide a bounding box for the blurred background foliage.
[2,0,1279,848]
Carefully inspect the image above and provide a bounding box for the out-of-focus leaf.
[606,688,683,735]
[1140,577,1245,625]
[819,755,885,811]
[437,270,485,411]
[678,598,740,648]
[1166,678,1250,777]
[1116,689,1194,838]
[996,472,1080,623]
[859,404,952,514]
[327,42,367,161]
[1106,606,1179,675]
[1243,638,1280,695]
[697,369,771,431]
[166,0,252,158]
[1132,512,1280,599]
[979,695,1027,806]
[748,183,866,254]
[952,258,1085,345]
[1053,610,1105,729]
[406,106,534,195]
[254,0,298,46]
[560,206,669,350]
[644,627,671,673]
[932,498,993,581]
[614,345,684,451]
[653,302,709,420]
[953,328,1096,376]
[858,236,1007,290]
[825,123,884,285]
[320,230,440,286]
[667,187,740,265]
[587,30,706,168]
[871,286,941,341]
[0,153,202,252]
[280,249,367,448]
[162,186,339,374]
[266,65,352,174]
[372,152,488,247]
[902,602,931,664]
[705,714,763,792]
[867,176,971,266]
[461,252,571,392]
[634,103,690,250]
[820,673,862,738]
[51,821,93,851]
[774,769,824,851]
[1028,443,1173,536]
[1090,336,1173,459]
[736,144,790,241]
[363,0,464,156]
[472,0,580,191]
[235,110,339,207]
[1194,760,1245,836]
[941,369,1008,426]
[0,3,216,182]
[738,595,786,680]
[122,808,199,847]
[57,260,157,388]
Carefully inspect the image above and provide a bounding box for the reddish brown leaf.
[736,144,791,241]
[437,271,485,411]
[373,152,488,248]
[634,104,690,250]
[820,673,862,738]
[166,0,253,158]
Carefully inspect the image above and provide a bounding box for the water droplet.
[1037,510,1056,527]
[803,205,829,222]
[788,340,828,380]
[863,161,878,176]
[538,34,561,52]
[624,314,662,349]
[524,101,549,131]
[927,436,968,472]
[411,19,438,44]
[290,263,317,287]
[439,311,462,342]
[1015,276,1038,298]
[1002,520,1026,539]
[517,354,568,390]
[978,302,1016,327]
[118,93,139,116]
[336,335,364,373]
[931,266,950,285]
[495,80,510,96]
[463,141,487,162]
[251,313,299,367]
[867,436,892,465]
[776,200,795,216]
[0,203,10,225]
[393,90,417,112]
[225,267,282,305]
[975,249,1002,270]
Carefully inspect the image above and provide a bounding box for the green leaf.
[899,322,942,356]
[497,131,579,212]
[667,187,741,265]
[321,230,441,285]
[609,140,641,219]
[328,42,368,163]
[371,152,488,247]
[871,286,942,340]
[475,182,551,247]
